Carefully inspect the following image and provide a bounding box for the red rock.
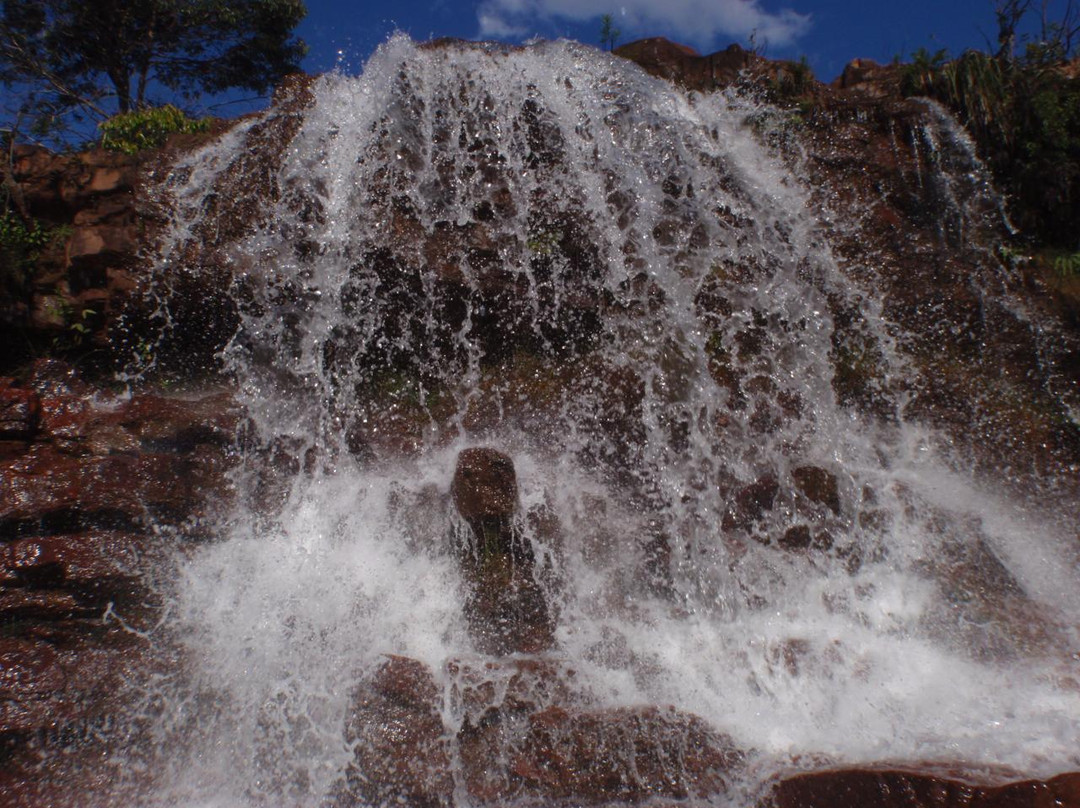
[779,524,812,550]
[0,531,147,595]
[452,447,519,524]
[763,768,1080,808]
[0,384,40,440]
[0,445,227,533]
[723,475,780,531]
[475,704,743,804]
[0,629,146,738]
[614,39,757,92]
[792,466,841,515]
[334,656,453,808]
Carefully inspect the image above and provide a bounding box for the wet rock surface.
[761,768,1080,808]
[0,360,238,795]
[452,448,555,655]
[336,655,744,807]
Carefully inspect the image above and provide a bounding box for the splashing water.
[131,36,1080,806]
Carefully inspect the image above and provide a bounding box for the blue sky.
[295,0,1033,82]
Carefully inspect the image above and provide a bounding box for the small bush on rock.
[99,105,210,154]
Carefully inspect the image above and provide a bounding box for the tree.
[1,0,307,138]
[995,0,1034,63]
[599,14,620,51]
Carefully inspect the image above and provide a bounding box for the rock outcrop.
[0,360,238,801]
[452,448,554,655]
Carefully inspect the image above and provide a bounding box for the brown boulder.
[0,531,147,597]
[334,656,453,808]
[451,449,555,654]
[723,475,780,531]
[763,768,1080,808]
[614,38,761,92]
[0,382,40,440]
[452,447,518,525]
[465,702,743,804]
[0,445,227,535]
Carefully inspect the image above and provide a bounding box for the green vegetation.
[900,44,1080,248]
[1,0,306,142]
[599,14,621,51]
[0,206,66,292]
[1052,249,1080,277]
[99,104,210,153]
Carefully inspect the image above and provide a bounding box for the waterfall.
[132,35,1080,806]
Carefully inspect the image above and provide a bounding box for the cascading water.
[124,35,1078,806]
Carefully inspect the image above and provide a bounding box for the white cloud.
[478,9,530,37]
[476,0,811,50]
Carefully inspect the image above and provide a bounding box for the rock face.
[0,360,238,799]
[2,35,1079,808]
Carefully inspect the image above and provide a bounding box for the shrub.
[0,208,62,293]
[901,48,1080,248]
[98,105,210,154]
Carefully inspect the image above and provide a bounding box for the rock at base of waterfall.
[722,475,780,531]
[463,554,554,655]
[762,768,1080,808]
[334,656,453,808]
[335,654,746,807]
[453,657,747,804]
[0,382,41,441]
[451,447,555,655]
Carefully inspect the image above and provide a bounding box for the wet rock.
[792,466,841,515]
[0,629,147,739]
[0,381,40,440]
[0,531,147,599]
[452,447,519,541]
[762,768,1080,808]
[462,554,555,655]
[451,449,555,654]
[723,475,780,531]
[335,656,453,808]
[479,704,742,804]
[779,524,812,550]
[448,657,742,805]
[0,445,227,536]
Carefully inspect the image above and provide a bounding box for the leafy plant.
[1052,250,1080,278]
[98,104,209,153]
[900,47,950,96]
[0,207,65,292]
[900,43,1080,248]
[773,55,812,100]
[46,296,98,351]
